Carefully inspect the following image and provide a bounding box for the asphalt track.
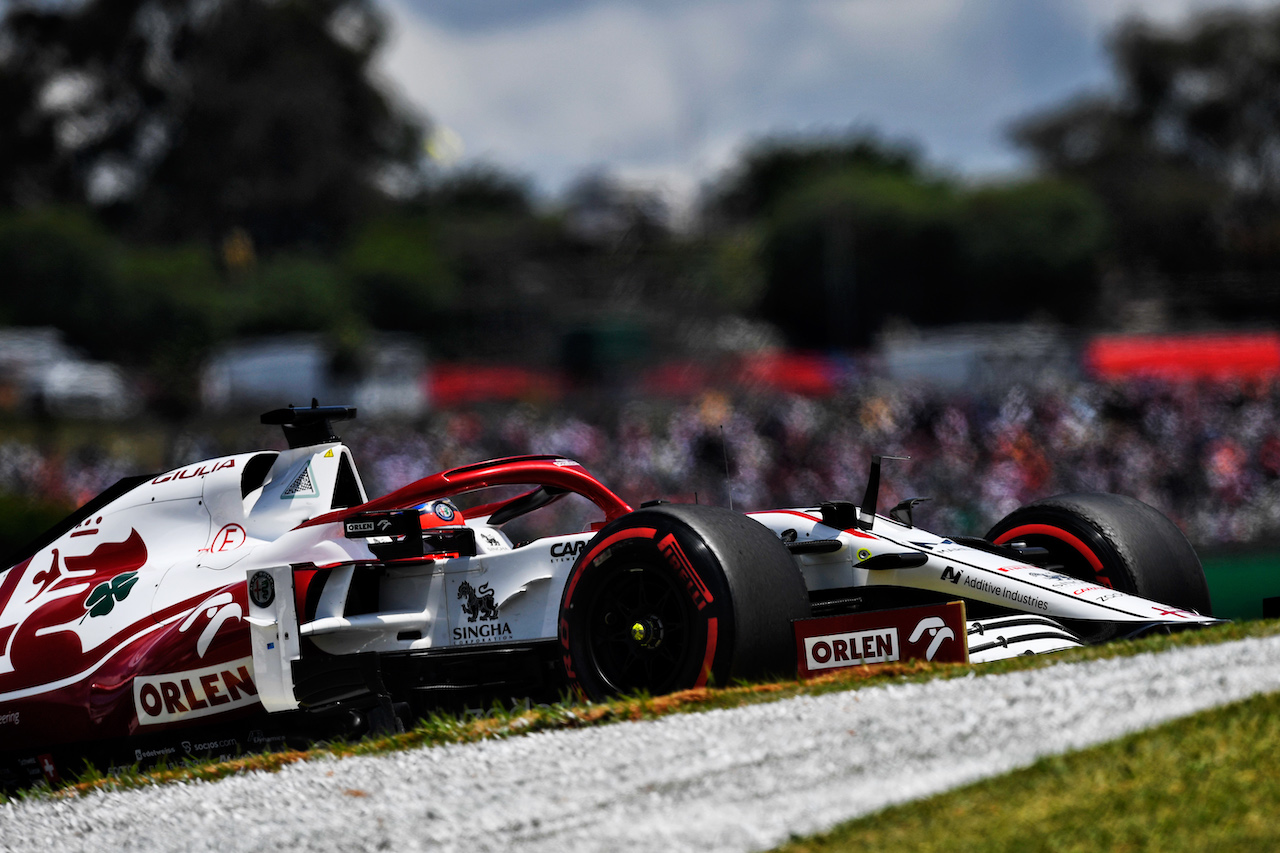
[3,635,1279,853]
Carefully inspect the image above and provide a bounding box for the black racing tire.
[558,504,810,700]
[985,493,1212,623]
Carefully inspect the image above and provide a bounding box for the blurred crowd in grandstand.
[2,377,1278,550]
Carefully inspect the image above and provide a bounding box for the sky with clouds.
[376,0,1278,201]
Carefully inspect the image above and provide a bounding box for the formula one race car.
[0,404,1216,788]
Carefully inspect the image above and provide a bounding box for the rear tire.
[558,505,810,700]
[985,493,1211,625]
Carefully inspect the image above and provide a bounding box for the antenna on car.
[857,454,909,531]
[261,399,358,449]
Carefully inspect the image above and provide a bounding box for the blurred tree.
[342,215,456,332]
[0,208,119,338]
[0,50,67,208]
[0,208,224,413]
[112,242,227,413]
[704,132,921,224]
[1014,8,1280,315]
[758,166,959,348]
[704,228,767,313]
[729,149,1105,348]
[956,180,1108,323]
[222,253,360,353]
[0,207,374,413]
[415,168,560,361]
[0,0,425,250]
[426,167,534,218]
[563,171,670,245]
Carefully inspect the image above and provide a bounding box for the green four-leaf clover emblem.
[84,572,140,618]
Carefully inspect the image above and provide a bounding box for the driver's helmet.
[418,499,464,528]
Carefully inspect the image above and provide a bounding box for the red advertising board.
[1085,332,1280,382]
[793,601,969,678]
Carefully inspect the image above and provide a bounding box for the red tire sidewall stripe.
[560,526,658,681]
[993,523,1106,574]
[694,617,718,688]
[563,526,658,610]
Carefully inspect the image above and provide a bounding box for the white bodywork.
[243,451,1215,710]
[0,435,1210,718]
[745,509,1212,625]
[0,442,367,712]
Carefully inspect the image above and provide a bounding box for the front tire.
[985,493,1211,621]
[558,505,810,700]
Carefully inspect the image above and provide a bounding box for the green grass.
[6,619,1279,803]
[775,689,1280,853]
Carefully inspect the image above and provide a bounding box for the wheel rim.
[583,563,696,695]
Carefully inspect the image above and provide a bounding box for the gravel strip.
[3,636,1280,853]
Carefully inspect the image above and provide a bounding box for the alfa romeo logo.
[248,571,275,608]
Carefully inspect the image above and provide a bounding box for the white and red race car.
[0,404,1216,787]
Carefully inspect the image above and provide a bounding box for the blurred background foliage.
[2,1,1280,398]
[1013,7,1280,319]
